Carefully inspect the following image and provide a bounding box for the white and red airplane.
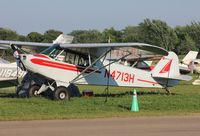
[0,36,192,100]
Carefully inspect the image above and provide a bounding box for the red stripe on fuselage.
[137,79,159,84]
[30,58,100,73]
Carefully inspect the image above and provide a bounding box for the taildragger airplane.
[0,36,192,100]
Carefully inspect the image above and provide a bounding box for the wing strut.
[70,48,111,83]
[70,49,132,84]
[104,49,111,103]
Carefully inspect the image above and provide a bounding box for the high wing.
[60,43,168,56]
[0,39,168,57]
[0,40,52,48]
[0,34,74,49]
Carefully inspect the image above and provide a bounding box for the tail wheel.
[54,87,70,100]
[28,85,41,97]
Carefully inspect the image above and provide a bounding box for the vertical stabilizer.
[182,51,198,65]
[151,52,180,79]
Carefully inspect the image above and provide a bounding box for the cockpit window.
[41,45,91,67]
[41,45,63,59]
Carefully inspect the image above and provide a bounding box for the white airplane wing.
[0,40,52,47]
[0,39,168,55]
[60,43,168,56]
[0,34,73,49]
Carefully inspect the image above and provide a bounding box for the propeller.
[11,45,26,87]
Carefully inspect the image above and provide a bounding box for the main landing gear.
[16,73,79,100]
[165,88,171,94]
[54,87,70,100]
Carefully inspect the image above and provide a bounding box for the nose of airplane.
[20,54,27,61]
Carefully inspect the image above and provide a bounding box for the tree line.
[0,19,200,55]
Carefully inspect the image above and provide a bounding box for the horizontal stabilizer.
[153,75,192,81]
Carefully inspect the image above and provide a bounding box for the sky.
[0,0,200,35]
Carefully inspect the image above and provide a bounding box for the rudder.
[151,52,180,79]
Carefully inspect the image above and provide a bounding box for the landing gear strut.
[165,88,171,94]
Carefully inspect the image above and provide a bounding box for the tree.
[70,30,103,43]
[18,35,27,41]
[185,22,200,49]
[43,29,62,43]
[0,28,19,40]
[138,19,178,51]
[175,26,197,54]
[102,27,123,43]
[122,26,140,42]
[27,32,44,42]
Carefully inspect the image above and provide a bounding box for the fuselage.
[20,53,179,88]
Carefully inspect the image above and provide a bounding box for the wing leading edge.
[0,40,168,56]
[0,40,53,47]
[60,43,168,56]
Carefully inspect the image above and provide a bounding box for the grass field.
[0,75,200,121]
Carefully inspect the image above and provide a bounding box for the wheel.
[28,85,41,97]
[54,87,70,100]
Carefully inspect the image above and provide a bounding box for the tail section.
[181,51,198,65]
[151,52,192,81]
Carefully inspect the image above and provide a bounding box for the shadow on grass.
[93,91,176,98]
[0,91,54,100]
[0,90,176,100]
[118,104,130,110]
[0,92,16,98]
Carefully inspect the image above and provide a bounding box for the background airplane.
[179,51,198,74]
[192,53,200,85]
[0,48,26,87]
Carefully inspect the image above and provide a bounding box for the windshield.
[40,45,92,67]
[41,45,63,58]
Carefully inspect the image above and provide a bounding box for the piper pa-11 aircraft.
[0,35,192,100]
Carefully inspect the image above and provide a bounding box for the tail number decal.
[104,69,134,83]
[0,68,25,78]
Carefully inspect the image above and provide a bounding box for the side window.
[66,52,75,64]
[56,50,66,62]
[62,50,91,67]
[74,55,79,65]
[78,56,89,67]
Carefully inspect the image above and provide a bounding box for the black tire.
[54,87,70,100]
[28,85,41,97]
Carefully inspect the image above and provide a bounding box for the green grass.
[0,77,200,121]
